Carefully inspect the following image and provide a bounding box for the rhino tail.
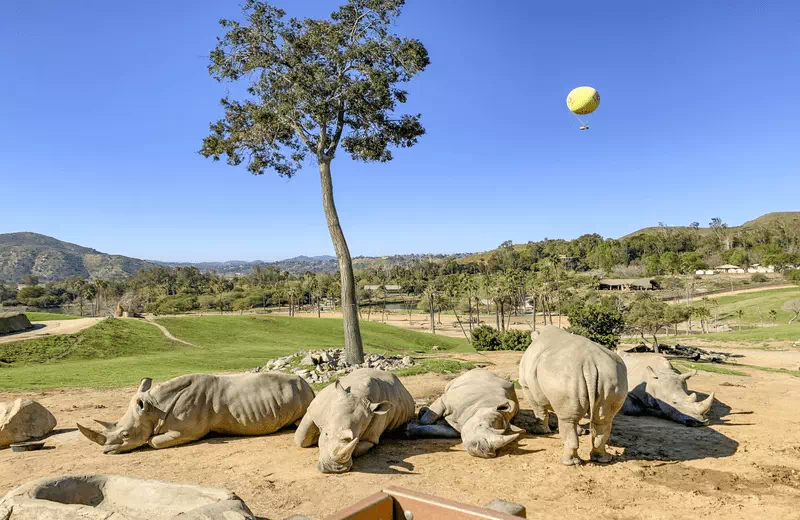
[584,364,599,424]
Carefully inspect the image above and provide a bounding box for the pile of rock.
[624,343,741,363]
[251,348,415,385]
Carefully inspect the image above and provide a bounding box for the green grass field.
[675,323,800,342]
[0,315,472,390]
[24,311,81,321]
[710,287,800,325]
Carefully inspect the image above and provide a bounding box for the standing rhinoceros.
[620,353,715,426]
[518,327,628,466]
[78,373,314,453]
[295,368,415,473]
[405,369,522,458]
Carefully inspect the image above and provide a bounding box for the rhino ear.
[138,378,153,393]
[369,401,393,415]
[496,400,515,413]
[334,380,350,396]
[646,366,659,379]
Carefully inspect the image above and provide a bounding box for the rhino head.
[460,401,520,458]
[77,378,161,454]
[645,368,714,426]
[316,380,392,474]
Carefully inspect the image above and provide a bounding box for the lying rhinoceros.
[518,327,628,466]
[295,368,415,473]
[405,369,522,458]
[620,353,715,426]
[78,373,314,453]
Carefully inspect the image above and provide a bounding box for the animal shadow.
[612,396,739,462]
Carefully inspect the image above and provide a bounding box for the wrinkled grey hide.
[518,327,628,466]
[405,369,521,458]
[620,353,714,426]
[295,368,415,473]
[78,373,314,453]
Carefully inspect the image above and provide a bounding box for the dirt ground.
[0,317,104,345]
[2,350,799,520]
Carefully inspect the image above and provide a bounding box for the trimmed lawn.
[24,311,81,321]
[0,315,472,390]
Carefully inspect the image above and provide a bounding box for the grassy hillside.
[623,211,800,239]
[676,323,800,343]
[0,315,472,390]
[711,287,800,325]
[0,232,153,282]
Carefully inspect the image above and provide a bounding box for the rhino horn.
[78,423,107,446]
[680,370,697,382]
[488,432,520,450]
[687,392,698,403]
[94,419,116,430]
[333,438,359,464]
[696,393,714,416]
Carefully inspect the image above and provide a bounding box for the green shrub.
[566,300,626,348]
[471,325,501,351]
[788,269,800,285]
[500,329,531,351]
[751,273,768,283]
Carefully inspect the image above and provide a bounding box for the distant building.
[362,284,403,293]
[598,278,660,291]
[714,264,741,274]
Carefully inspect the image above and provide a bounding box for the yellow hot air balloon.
[566,86,600,130]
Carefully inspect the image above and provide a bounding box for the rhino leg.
[405,421,461,439]
[295,414,319,448]
[589,421,613,463]
[149,430,195,449]
[521,386,552,434]
[352,440,375,458]
[558,418,581,466]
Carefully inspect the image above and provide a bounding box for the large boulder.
[0,474,255,519]
[0,313,33,335]
[0,399,57,448]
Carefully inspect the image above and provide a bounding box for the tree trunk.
[467,291,473,332]
[790,312,799,325]
[319,159,363,364]
[476,297,481,326]
[495,302,500,330]
[652,333,660,354]
[429,293,436,334]
[499,302,506,332]
[532,297,537,331]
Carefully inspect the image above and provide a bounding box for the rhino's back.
[443,369,518,431]
[168,373,313,435]
[317,368,415,432]
[520,327,627,416]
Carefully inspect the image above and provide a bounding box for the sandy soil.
[0,318,104,345]
[2,351,799,520]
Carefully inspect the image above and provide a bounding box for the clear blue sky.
[2,1,798,262]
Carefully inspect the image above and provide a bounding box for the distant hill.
[621,212,800,239]
[152,255,339,275]
[0,232,153,283]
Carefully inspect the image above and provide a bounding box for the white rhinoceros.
[405,369,521,458]
[620,353,715,426]
[518,326,628,466]
[295,368,415,473]
[78,373,314,453]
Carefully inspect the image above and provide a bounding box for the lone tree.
[201,0,429,364]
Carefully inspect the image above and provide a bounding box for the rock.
[300,355,314,366]
[0,399,57,448]
[0,312,33,335]
[402,356,413,366]
[484,499,527,518]
[0,474,256,519]
[431,345,440,351]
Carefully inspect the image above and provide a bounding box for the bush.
[471,325,501,351]
[788,269,800,285]
[566,300,626,348]
[500,329,531,351]
[751,273,768,283]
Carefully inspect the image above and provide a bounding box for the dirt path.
[140,316,198,347]
[672,284,795,304]
[1,351,798,519]
[0,317,104,344]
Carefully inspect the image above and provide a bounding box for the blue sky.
[1,1,798,262]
